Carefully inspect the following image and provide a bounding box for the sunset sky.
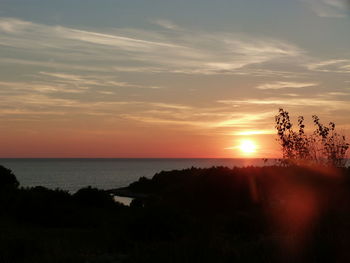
[0,0,349,158]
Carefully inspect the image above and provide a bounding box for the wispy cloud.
[0,81,87,94]
[0,58,110,72]
[256,81,317,90]
[212,111,275,128]
[0,78,164,120]
[1,16,347,138]
[119,104,276,135]
[60,27,182,51]
[0,18,32,32]
[231,130,276,136]
[325,91,350,96]
[149,103,192,110]
[303,0,350,17]
[307,59,350,73]
[152,19,181,30]
[38,72,162,90]
[0,17,303,75]
[218,97,350,110]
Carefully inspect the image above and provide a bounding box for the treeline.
[0,166,123,227]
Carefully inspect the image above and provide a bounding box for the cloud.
[149,103,192,110]
[212,111,275,128]
[0,17,303,75]
[326,91,350,96]
[0,80,195,123]
[0,81,87,94]
[0,78,164,120]
[152,19,181,30]
[217,97,350,110]
[59,27,182,51]
[1,17,347,136]
[303,0,350,17]
[231,130,276,136]
[38,72,163,90]
[119,104,276,135]
[0,58,110,72]
[307,59,350,73]
[256,81,318,90]
[0,18,32,32]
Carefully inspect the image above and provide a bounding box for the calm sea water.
[0,158,272,192]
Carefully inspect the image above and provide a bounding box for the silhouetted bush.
[0,165,19,190]
[14,186,73,226]
[0,165,20,214]
[73,186,116,208]
[275,108,349,167]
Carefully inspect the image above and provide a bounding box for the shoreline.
[107,187,148,199]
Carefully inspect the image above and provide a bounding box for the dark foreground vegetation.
[1,164,350,263]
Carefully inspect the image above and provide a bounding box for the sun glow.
[239,139,257,155]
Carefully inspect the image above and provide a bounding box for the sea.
[0,158,273,192]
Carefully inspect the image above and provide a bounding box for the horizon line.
[0,157,279,160]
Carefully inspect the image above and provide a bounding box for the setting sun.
[239,139,257,155]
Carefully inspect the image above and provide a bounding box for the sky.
[0,0,349,158]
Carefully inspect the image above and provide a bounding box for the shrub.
[0,165,19,190]
[275,108,349,167]
[73,186,115,208]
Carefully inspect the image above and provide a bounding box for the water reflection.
[113,195,133,206]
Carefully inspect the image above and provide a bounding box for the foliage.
[73,186,115,208]
[275,108,349,167]
[0,165,19,190]
[0,166,20,214]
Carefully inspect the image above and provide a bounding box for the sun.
[239,139,257,155]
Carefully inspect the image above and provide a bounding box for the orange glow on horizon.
[0,124,282,158]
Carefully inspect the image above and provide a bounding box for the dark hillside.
[1,165,350,262]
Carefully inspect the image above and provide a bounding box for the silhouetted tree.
[0,165,19,213]
[313,115,349,167]
[275,108,349,167]
[73,186,116,208]
[0,165,19,190]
